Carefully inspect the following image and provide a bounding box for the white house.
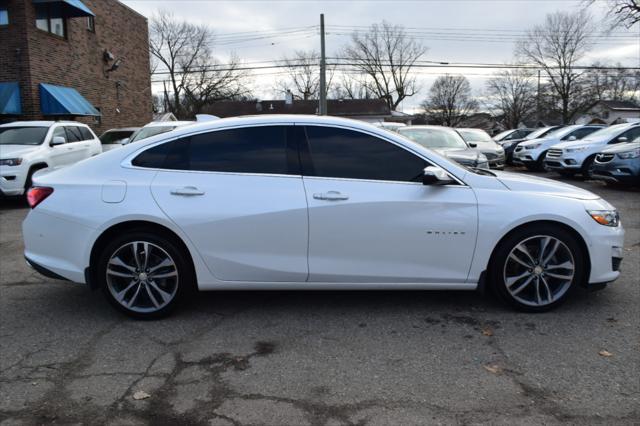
[574,100,640,125]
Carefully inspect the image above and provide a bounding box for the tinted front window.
[617,127,640,144]
[305,126,427,182]
[132,126,291,175]
[569,127,600,140]
[0,127,48,145]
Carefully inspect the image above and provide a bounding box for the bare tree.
[486,69,537,129]
[582,62,640,102]
[150,11,250,117]
[422,75,478,127]
[516,11,595,124]
[274,50,335,100]
[329,74,370,99]
[585,0,640,28]
[343,21,426,109]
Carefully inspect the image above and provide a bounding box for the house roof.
[202,99,391,118]
[597,100,640,111]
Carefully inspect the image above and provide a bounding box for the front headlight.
[617,148,640,159]
[0,158,23,167]
[526,143,541,149]
[565,147,588,153]
[587,210,619,227]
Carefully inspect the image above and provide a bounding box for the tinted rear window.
[132,126,292,175]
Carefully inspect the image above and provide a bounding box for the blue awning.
[40,83,101,116]
[32,0,95,17]
[0,82,22,115]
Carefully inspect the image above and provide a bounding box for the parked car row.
[510,122,640,184]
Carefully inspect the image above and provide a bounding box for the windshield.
[543,125,583,139]
[525,127,556,140]
[581,124,631,141]
[493,129,515,141]
[399,128,468,149]
[458,129,493,143]
[130,126,177,142]
[0,127,49,146]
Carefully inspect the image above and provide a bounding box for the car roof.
[103,127,140,132]
[0,120,92,128]
[456,128,488,132]
[142,121,195,128]
[396,125,455,131]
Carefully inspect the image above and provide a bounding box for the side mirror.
[567,135,577,141]
[423,166,455,186]
[468,142,478,148]
[120,138,130,145]
[50,136,65,146]
[617,136,628,143]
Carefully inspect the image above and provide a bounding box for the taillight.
[27,187,54,209]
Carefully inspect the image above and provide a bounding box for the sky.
[121,0,640,113]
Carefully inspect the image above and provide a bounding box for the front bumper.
[592,159,640,185]
[0,165,28,196]
[512,148,542,165]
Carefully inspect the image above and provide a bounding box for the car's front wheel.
[96,231,194,319]
[490,224,586,312]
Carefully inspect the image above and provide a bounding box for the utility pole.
[319,13,327,115]
[536,69,541,126]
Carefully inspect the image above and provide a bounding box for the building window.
[0,6,8,25]
[87,16,94,32]
[35,3,65,38]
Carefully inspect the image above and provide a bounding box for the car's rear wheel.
[489,224,586,312]
[96,231,194,319]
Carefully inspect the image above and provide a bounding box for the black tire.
[489,224,586,313]
[581,155,596,180]
[23,168,37,203]
[96,230,195,319]
[535,151,548,172]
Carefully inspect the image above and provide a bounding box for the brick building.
[0,0,152,133]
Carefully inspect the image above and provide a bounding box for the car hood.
[493,170,600,200]
[599,141,639,154]
[520,137,559,148]
[550,140,601,150]
[0,145,39,158]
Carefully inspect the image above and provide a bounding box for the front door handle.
[170,186,205,196]
[313,191,349,201]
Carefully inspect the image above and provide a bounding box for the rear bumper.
[23,209,94,283]
[25,256,71,281]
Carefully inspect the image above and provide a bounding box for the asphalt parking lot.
[0,169,638,426]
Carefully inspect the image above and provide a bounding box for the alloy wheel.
[503,235,575,307]
[106,241,179,314]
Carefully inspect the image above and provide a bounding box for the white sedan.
[22,115,624,318]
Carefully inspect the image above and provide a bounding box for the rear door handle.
[313,191,349,201]
[170,186,205,196]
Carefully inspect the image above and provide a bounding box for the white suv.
[0,121,101,197]
[513,125,603,171]
[544,123,640,177]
